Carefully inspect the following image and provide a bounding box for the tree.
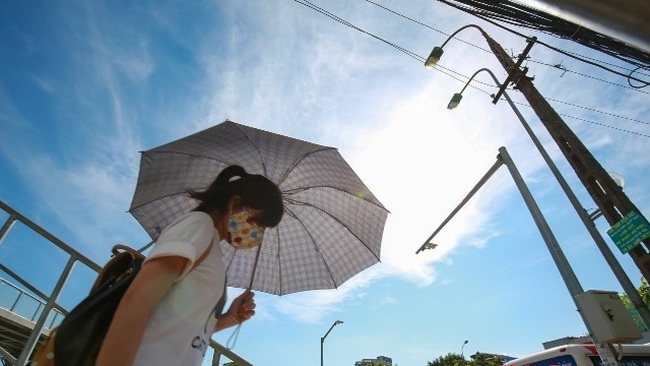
[427,352,504,366]
[468,353,502,366]
[621,276,650,331]
[427,352,465,366]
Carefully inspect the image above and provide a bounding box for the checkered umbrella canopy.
[129,120,389,295]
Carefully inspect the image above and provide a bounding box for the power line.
[293,0,649,138]
[544,97,650,126]
[361,0,650,87]
[434,0,650,87]
[449,81,650,138]
[526,59,650,96]
[434,0,650,69]
[362,0,492,54]
[294,0,424,63]
[361,0,650,94]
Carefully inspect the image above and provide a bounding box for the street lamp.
[461,339,469,358]
[422,242,438,251]
[444,67,650,332]
[424,24,487,69]
[320,320,343,366]
[424,24,535,105]
[418,146,616,358]
[427,23,650,288]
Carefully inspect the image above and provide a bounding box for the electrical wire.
[362,0,492,54]
[434,0,650,87]
[507,100,650,138]
[294,0,424,63]
[434,0,650,69]
[292,0,649,138]
[544,98,650,126]
[364,0,650,97]
[361,0,650,88]
[455,82,650,138]
[526,59,650,96]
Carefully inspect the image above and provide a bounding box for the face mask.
[227,206,265,249]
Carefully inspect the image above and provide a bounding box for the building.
[542,335,593,350]
[355,355,393,365]
[470,351,516,364]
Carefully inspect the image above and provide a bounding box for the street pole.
[461,339,468,365]
[481,32,650,282]
[498,147,623,366]
[453,67,650,331]
[418,147,625,366]
[320,320,343,366]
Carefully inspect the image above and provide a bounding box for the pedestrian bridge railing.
[0,199,252,366]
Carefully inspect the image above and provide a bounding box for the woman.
[96,165,283,366]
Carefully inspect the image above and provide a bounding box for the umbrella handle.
[247,243,263,289]
[226,323,242,350]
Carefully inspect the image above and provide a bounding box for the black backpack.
[32,244,144,366]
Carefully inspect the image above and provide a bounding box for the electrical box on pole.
[575,290,643,344]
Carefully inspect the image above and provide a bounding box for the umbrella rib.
[129,191,201,214]
[284,205,339,289]
[284,191,385,263]
[284,186,389,214]
[232,123,270,178]
[274,224,283,295]
[276,147,337,187]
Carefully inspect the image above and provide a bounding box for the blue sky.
[1,1,650,365]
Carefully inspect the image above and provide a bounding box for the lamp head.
[425,46,444,68]
[422,242,438,250]
[335,320,344,325]
[447,93,463,110]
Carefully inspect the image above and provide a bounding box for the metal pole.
[498,146,622,366]
[473,67,650,330]
[498,146,584,297]
[481,32,650,282]
[461,339,468,362]
[416,158,504,254]
[320,336,324,366]
[320,320,343,366]
[0,213,17,245]
[15,256,77,365]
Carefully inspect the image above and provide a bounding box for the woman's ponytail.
[214,165,248,186]
[189,165,283,227]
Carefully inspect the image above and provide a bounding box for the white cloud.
[265,266,381,323]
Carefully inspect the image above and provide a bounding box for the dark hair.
[188,165,283,227]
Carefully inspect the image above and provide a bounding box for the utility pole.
[482,33,650,283]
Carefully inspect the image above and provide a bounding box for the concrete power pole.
[482,34,650,282]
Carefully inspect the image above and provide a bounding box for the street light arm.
[439,24,488,49]
[426,24,488,68]
[456,68,501,96]
[416,157,504,254]
[321,320,343,343]
[432,24,535,105]
[321,320,343,366]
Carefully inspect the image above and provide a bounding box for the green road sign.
[607,211,650,254]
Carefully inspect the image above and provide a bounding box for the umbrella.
[129,120,389,295]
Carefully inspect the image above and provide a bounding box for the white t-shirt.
[133,211,227,366]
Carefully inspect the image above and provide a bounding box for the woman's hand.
[215,289,256,331]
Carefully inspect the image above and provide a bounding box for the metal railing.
[0,199,252,365]
[0,278,64,330]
